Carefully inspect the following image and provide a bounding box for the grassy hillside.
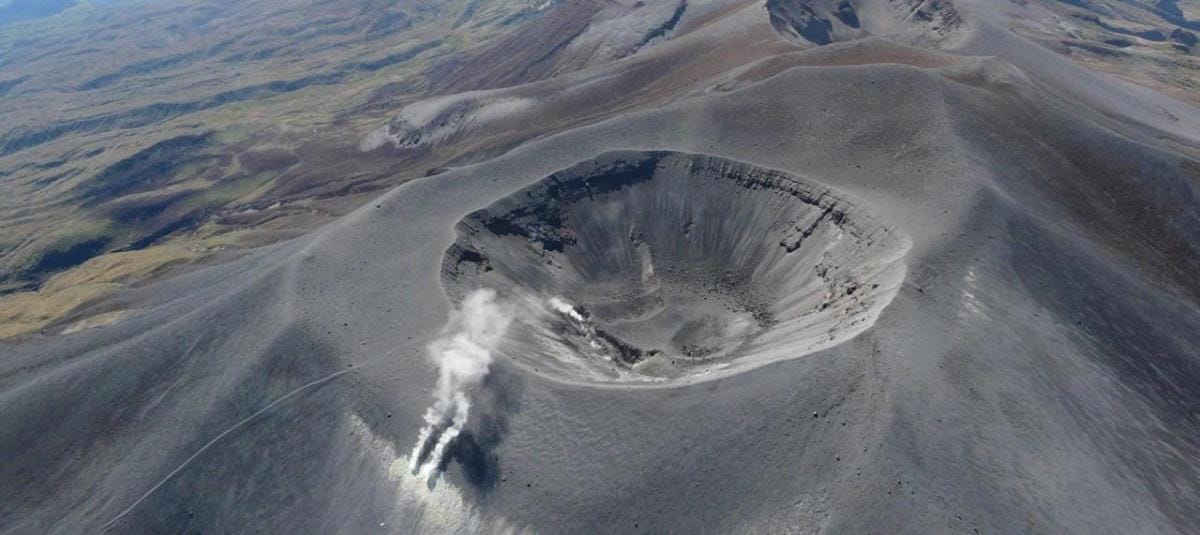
[0,0,555,336]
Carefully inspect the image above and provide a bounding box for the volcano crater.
[442,151,910,384]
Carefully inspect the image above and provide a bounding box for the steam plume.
[409,288,512,478]
[547,296,585,323]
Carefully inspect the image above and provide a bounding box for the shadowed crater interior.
[443,151,910,384]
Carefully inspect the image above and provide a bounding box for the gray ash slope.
[4,0,1200,533]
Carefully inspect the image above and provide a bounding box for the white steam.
[409,288,513,478]
[407,291,608,478]
[546,296,603,351]
[547,296,585,323]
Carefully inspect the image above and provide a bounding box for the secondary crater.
[442,151,910,384]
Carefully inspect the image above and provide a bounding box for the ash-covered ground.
[3,1,1200,534]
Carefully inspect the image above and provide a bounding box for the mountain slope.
[1,0,1199,533]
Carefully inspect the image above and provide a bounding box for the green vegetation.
[0,0,553,337]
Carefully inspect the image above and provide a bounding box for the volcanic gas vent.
[442,151,910,384]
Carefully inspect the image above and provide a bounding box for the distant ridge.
[0,0,76,26]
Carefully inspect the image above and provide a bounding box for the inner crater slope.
[442,151,911,384]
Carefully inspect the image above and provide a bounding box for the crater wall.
[442,151,910,384]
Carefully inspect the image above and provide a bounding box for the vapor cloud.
[409,288,513,478]
[547,296,585,323]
